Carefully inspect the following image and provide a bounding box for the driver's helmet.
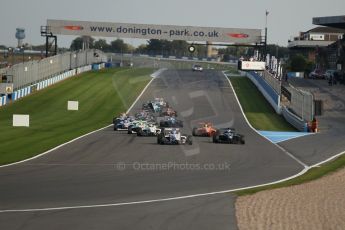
[171,128,177,134]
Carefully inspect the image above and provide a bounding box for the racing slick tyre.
[157,134,165,144]
[186,135,193,145]
[137,128,144,136]
[192,127,197,136]
[128,127,133,134]
[114,125,118,131]
[213,135,219,143]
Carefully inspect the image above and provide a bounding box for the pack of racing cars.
[113,98,245,145]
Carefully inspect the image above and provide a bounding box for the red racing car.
[192,123,217,137]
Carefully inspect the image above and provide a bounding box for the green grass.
[0,67,152,165]
[236,153,345,196]
[230,77,295,131]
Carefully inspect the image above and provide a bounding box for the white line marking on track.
[0,167,309,213]
[310,150,345,168]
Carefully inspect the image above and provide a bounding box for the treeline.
[70,36,209,57]
[1,37,291,62]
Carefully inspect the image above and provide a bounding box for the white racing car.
[157,128,193,145]
[192,64,203,72]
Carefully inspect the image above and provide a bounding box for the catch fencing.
[259,70,281,94]
[0,49,106,90]
[7,65,95,104]
[246,70,314,129]
[0,50,106,107]
[288,84,314,122]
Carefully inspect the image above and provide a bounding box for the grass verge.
[235,153,345,196]
[230,77,295,131]
[0,67,152,165]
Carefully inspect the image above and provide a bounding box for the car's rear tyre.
[128,127,133,134]
[213,135,219,143]
[192,127,197,136]
[137,128,144,136]
[186,135,193,145]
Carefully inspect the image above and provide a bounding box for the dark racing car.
[212,128,245,144]
[159,117,183,128]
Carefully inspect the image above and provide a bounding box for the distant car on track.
[192,64,203,72]
[160,107,177,117]
[159,117,183,128]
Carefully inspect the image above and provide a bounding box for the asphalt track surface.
[0,70,304,230]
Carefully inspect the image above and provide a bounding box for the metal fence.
[288,84,314,122]
[246,72,281,114]
[254,69,315,122]
[0,49,106,90]
[258,70,281,94]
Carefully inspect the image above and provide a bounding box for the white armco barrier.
[13,115,30,127]
[68,101,79,111]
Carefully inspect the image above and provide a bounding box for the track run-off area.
[1,68,343,229]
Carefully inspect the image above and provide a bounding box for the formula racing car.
[212,128,245,144]
[192,122,217,137]
[142,98,169,113]
[157,128,193,145]
[160,107,177,117]
[136,123,161,136]
[113,113,135,131]
[159,117,183,128]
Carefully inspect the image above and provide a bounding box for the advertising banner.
[239,61,266,71]
[47,19,262,44]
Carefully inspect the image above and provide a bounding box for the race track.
[0,70,304,229]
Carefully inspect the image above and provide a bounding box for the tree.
[31,44,46,51]
[135,44,147,54]
[289,54,308,72]
[218,46,248,58]
[70,36,94,51]
[110,39,129,53]
[170,40,189,57]
[94,39,110,52]
[146,39,166,55]
[266,44,289,59]
[146,39,192,57]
